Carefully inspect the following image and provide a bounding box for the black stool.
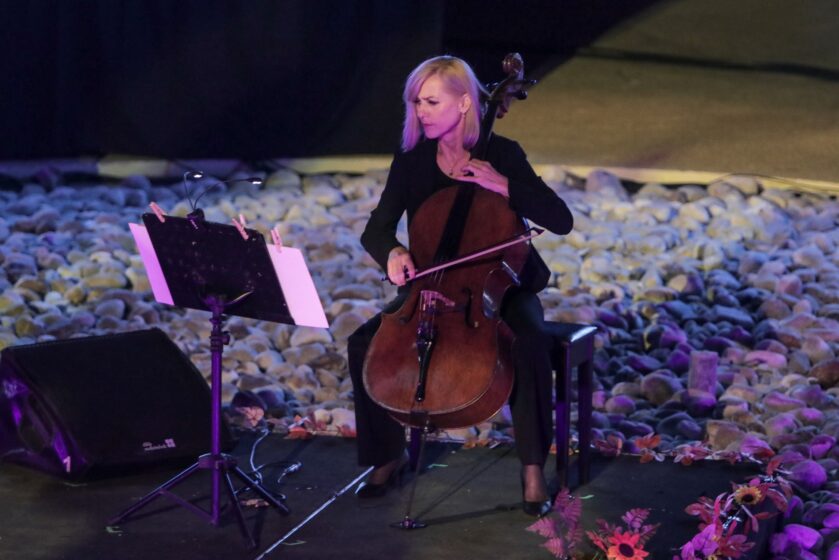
[545,322,597,488]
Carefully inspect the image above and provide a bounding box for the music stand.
[111,212,327,549]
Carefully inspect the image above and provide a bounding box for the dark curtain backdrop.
[0,1,660,160]
[0,1,443,159]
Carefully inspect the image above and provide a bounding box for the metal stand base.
[107,294,289,549]
[390,517,428,530]
[108,452,289,549]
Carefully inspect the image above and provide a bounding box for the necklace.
[439,150,469,176]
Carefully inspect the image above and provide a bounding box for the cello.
[362,54,539,432]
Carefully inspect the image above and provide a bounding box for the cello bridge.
[419,290,457,315]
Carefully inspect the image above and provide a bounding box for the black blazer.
[361,135,573,292]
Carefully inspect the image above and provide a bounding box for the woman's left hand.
[458,158,509,198]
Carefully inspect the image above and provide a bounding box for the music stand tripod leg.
[107,461,204,526]
[231,465,290,513]
[220,468,257,549]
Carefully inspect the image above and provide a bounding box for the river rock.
[712,304,756,329]
[3,252,37,282]
[794,408,825,427]
[722,384,760,403]
[722,399,750,420]
[93,299,126,318]
[290,327,333,347]
[789,460,828,492]
[585,169,629,201]
[687,350,718,393]
[611,381,641,397]
[759,297,792,319]
[626,354,662,374]
[809,435,836,460]
[667,273,704,296]
[616,419,654,438]
[790,384,831,408]
[802,335,835,364]
[591,390,608,410]
[747,348,789,371]
[282,343,327,366]
[332,283,380,300]
[265,169,302,190]
[706,420,746,450]
[765,412,800,438]
[640,371,683,405]
[604,395,635,415]
[678,389,716,417]
[0,291,26,316]
[811,358,839,388]
[793,246,824,268]
[764,391,807,413]
[655,411,694,437]
[665,349,691,374]
[329,311,367,341]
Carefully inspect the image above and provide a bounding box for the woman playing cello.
[347,55,573,517]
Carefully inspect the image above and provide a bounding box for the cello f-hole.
[460,287,479,329]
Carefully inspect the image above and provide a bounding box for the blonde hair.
[401,56,486,152]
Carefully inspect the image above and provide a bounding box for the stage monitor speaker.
[0,328,233,480]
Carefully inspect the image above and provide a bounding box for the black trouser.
[347,289,553,468]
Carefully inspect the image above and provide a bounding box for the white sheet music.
[267,244,328,328]
[129,223,174,305]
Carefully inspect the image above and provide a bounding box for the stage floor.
[0,432,772,560]
[493,0,839,184]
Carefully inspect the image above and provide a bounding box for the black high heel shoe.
[520,468,552,517]
[355,453,409,499]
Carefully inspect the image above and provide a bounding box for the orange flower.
[606,531,649,560]
[635,433,661,450]
[732,485,763,506]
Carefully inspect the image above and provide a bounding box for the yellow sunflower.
[606,531,649,560]
[732,485,763,506]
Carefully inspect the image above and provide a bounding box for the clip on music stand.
[111,212,327,549]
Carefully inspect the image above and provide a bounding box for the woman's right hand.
[387,246,415,286]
